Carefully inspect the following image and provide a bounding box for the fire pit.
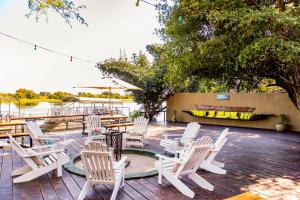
[64,148,158,179]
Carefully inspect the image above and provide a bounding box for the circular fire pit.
[64,148,158,179]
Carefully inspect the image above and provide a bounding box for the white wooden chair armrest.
[113,156,127,169]
[164,134,183,139]
[35,137,61,141]
[156,154,182,163]
[24,149,65,157]
[30,143,63,150]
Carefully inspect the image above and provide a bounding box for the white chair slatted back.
[8,135,43,168]
[26,121,44,138]
[174,137,213,176]
[81,142,115,184]
[132,117,149,136]
[180,122,201,145]
[214,128,229,151]
[206,128,229,163]
[86,115,102,131]
[9,135,27,157]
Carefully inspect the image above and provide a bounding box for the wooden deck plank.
[0,123,300,200]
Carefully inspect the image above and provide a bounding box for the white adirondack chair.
[160,122,201,155]
[199,128,229,174]
[78,142,127,200]
[124,117,149,148]
[85,115,107,144]
[26,121,73,147]
[155,136,214,198]
[8,135,70,183]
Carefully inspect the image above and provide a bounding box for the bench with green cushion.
[191,110,207,117]
[184,110,270,121]
[207,110,216,118]
[215,111,227,118]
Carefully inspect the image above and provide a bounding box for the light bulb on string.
[34,45,37,50]
[136,0,140,6]
[70,56,73,62]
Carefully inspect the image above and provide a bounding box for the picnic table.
[83,115,131,133]
[0,120,30,147]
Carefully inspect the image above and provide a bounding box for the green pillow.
[224,112,231,118]
[207,110,215,117]
[230,112,239,119]
[217,111,225,117]
[240,113,245,119]
[247,113,254,120]
[191,110,206,117]
[216,111,226,118]
[191,110,198,116]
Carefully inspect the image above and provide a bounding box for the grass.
[0,98,63,106]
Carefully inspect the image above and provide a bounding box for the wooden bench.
[0,127,13,132]
[0,132,31,148]
[0,132,29,139]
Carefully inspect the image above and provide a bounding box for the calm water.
[0,101,165,121]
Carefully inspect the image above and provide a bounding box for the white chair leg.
[211,160,225,168]
[78,182,92,200]
[164,172,195,198]
[200,162,227,175]
[155,161,163,184]
[11,165,31,176]
[57,165,62,177]
[188,173,214,191]
[111,176,122,200]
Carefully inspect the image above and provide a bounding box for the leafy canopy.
[27,0,86,26]
[96,44,174,121]
[157,0,300,107]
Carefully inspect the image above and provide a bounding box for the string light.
[135,0,156,7]
[0,31,95,64]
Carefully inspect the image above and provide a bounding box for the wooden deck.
[0,122,299,200]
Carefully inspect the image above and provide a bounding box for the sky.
[0,0,160,94]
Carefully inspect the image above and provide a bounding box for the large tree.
[96,45,174,121]
[26,0,86,26]
[157,0,300,108]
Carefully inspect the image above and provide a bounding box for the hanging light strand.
[0,31,95,64]
[136,0,156,7]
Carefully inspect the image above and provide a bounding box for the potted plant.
[276,114,287,132]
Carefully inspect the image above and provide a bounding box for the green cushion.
[240,113,245,119]
[230,112,239,119]
[224,112,231,118]
[246,113,254,120]
[216,111,227,118]
[207,110,215,118]
[216,111,225,117]
[191,110,206,117]
[198,110,207,117]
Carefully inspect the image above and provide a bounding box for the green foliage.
[279,114,288,124]
[15,88,40,99]
[26,0,87,26]
[78,92,133,100]
[157,0,300,107]
[96,44,175,121]
[49,91,72,100]
[129,109,143,120]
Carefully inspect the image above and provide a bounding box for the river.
[0,101,166,121]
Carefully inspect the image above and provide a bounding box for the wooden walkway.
[0,122,300,200]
